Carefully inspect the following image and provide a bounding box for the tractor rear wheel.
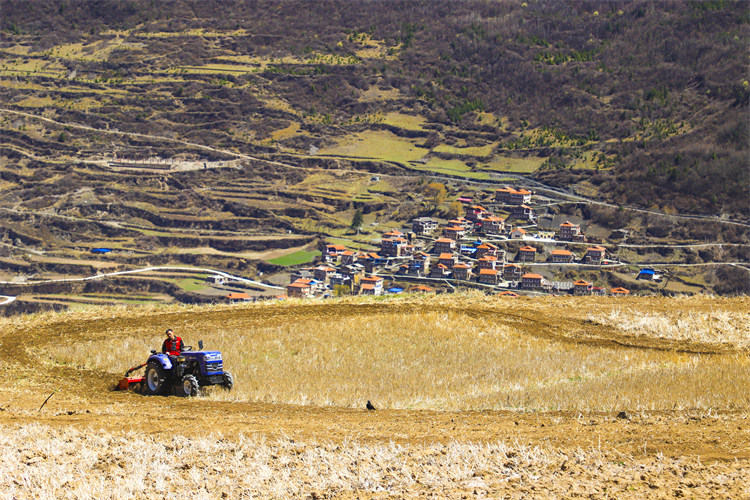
[222,371,234,391]
[144,362,167,395]
[177,374,200,397]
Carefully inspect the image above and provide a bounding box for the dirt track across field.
[1,301,748,497]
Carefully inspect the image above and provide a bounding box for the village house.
[380,236,410,257]
[452,262,472,281]
[510,204,534,221]
[503,264,522,281]
[475,242,500,259]
[481,215,505,234]
[592,286,606,296]
[362,252,386,273]
[410,284,435,293]
[517,246,537,262]
[412,217,438,235]
[340,250,360,266]
[329,272,352,289]
[495,186,532,205]
[326,244,348,259]
[341,263,365,278]
[548,249,574,263]
[433,237,456,254]
[340,265,365,290]
[358,275,384,296]
[287,279,313,298]
[226,292,252,302]
[443,225,466,241]
[584,246,607,265]
[430,263,451,278]
[438,252,456,269]
[477,255,499,270]
[464,205,490,222]
[611,287,631,296]
[313,265,336,283]
[408,251,431,276]
[448,217,473,231]
[290,268,315,282]
[478,268,499,285]
[521,273,543,289]
[558,221,583,241]
[383,229,404,240]
[573,279,593,295]
[510,227,528,240]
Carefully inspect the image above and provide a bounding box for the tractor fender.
[147,353,172,370]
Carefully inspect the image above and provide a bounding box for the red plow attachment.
[117,362,147,391]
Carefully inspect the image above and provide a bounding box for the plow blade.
[116,362,147,391]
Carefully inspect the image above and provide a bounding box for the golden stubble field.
[0,293,748,498]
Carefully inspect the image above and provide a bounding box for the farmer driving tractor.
[162,328,183,355]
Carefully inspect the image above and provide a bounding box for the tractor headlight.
[176,356,186,362]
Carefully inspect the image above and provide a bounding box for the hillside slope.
[1,0,747,216]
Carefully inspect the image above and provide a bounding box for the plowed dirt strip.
[0,298,749,498]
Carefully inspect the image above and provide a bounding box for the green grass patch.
[409,159,490,180]
[319,130,427,163]
[482,155,545,173]
[433,142,497,158]
[379,112,427,131]
[268,249,321,266]
[173,277,210,292]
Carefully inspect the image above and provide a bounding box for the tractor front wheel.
[144,362,167,395]
[222,371,234,391]
[177,374,200,397]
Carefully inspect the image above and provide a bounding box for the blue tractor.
[140,341,234,397]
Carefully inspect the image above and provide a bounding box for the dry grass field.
[0,294,748,498]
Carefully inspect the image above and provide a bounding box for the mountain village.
[285,186,648,299]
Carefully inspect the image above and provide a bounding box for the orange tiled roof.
[560,221,578,227]
[574,280,591,286]
[611,287,630,294]
[439,253,454,260]
[519,246,537,252]
[227,292,251,299]
[522,273,543,279]
[550,249,573,256]
[498,291,519,297]
[479,269,498,275]
[287,282,310,289]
